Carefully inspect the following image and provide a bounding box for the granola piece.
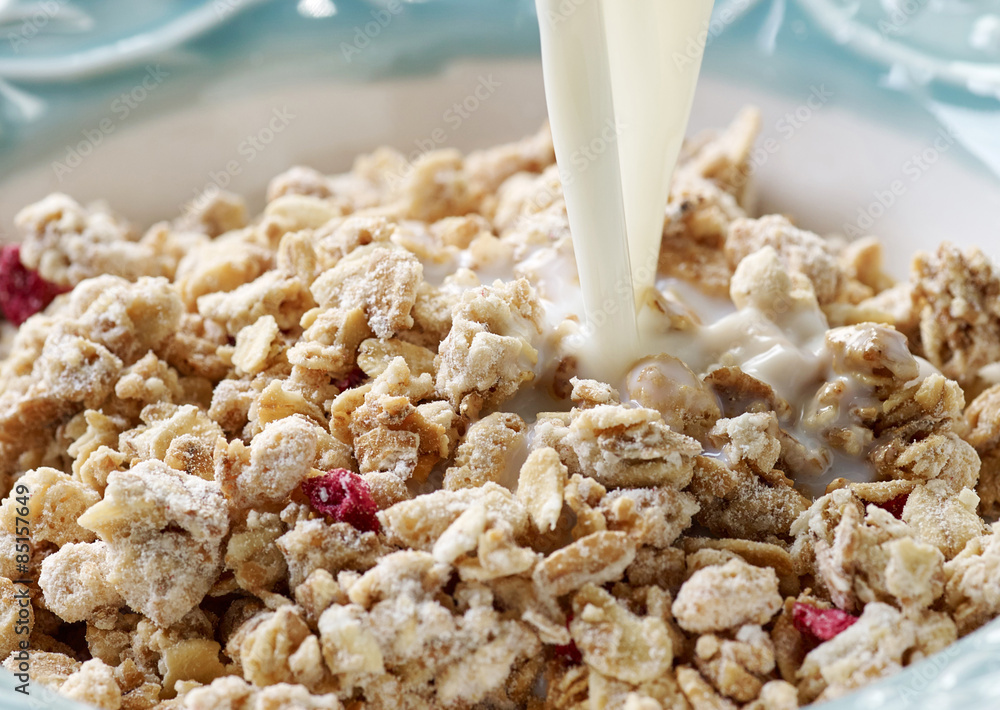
[267,166,334,201]
[248,379,328,438]
[693,625,775,703]
[39,541,123,628]
[15,193,166,287]
[902,480,985,559]
[444,412,526,490]
[158,312,232,381]
[535,404,702,489]
[743,680,799,710]
[36,331,123,408]
[726,215,843,305]
[626,354,721,442]
[943,533,1000,635]
[356,338,436,379]
[179,676,343,710]
[401,282,456,349]
[348,357,457,482]
[872,431,980,493]
[453,520,538,581]
[791,488,946,612]
[676,664,739,710]
[963,382,1000,517]
[77,460,229,626]
[276,519,385,589]
[215,415,318,511]
[569,584,673,684]
[1,466,99,546]
[312,215,394,268]
[796,601,924,702]
[310,245,422,339]
[65,275,184,365]
[672,559,782,634]
[516,446,567,533]
[119,403,224,477]
[380,483,529,551]
[689,416,809,542]
[533,531,636,598]
[826,322,920,395]
[883,536,945,610]
[398,148,476,222]
[208,379,256,436]
[227,605,327,690]
[288,306,371,378]
[113,352,184,412]
[198,270,315,336]
[658,171,746,297]
[728,246,819,321]
[59,658,122,710]
[601,486,699,548]
[911,243,1000,386]
[435,278,543,417]
[176,189,247,237]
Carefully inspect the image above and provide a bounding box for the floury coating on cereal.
[0,112,998,710]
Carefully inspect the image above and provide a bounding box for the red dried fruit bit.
[554,613,582,665]
[301,468,381,533]
[875,494,908,519]
[792,602,858,642]
[554,639,582,665]
[334,367,367,392]
[0,244,68,326]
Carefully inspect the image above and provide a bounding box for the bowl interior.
[1,57,998,279]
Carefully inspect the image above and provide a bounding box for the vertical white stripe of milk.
[602,0,716,301]
[536,0,715,375]
[536,0,638,373]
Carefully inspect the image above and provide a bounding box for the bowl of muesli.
[2,2,1000,710]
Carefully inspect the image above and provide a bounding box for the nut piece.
[516,447,567,533]
[435,278,543,417]
[672,559,782,634]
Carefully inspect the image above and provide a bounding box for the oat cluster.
[1,111,998,710]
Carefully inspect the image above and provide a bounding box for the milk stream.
[535,0,715,373]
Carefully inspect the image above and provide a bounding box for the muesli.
[0,110,998,709]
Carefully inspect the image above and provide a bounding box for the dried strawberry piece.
[875,494,908,519]
[334,367,367,392]
[792,602,858,643]
[0,244,68,325]
[554,613,582,665]
[301,468,381,533]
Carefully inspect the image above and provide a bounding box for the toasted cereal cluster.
[0,114,998,710]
